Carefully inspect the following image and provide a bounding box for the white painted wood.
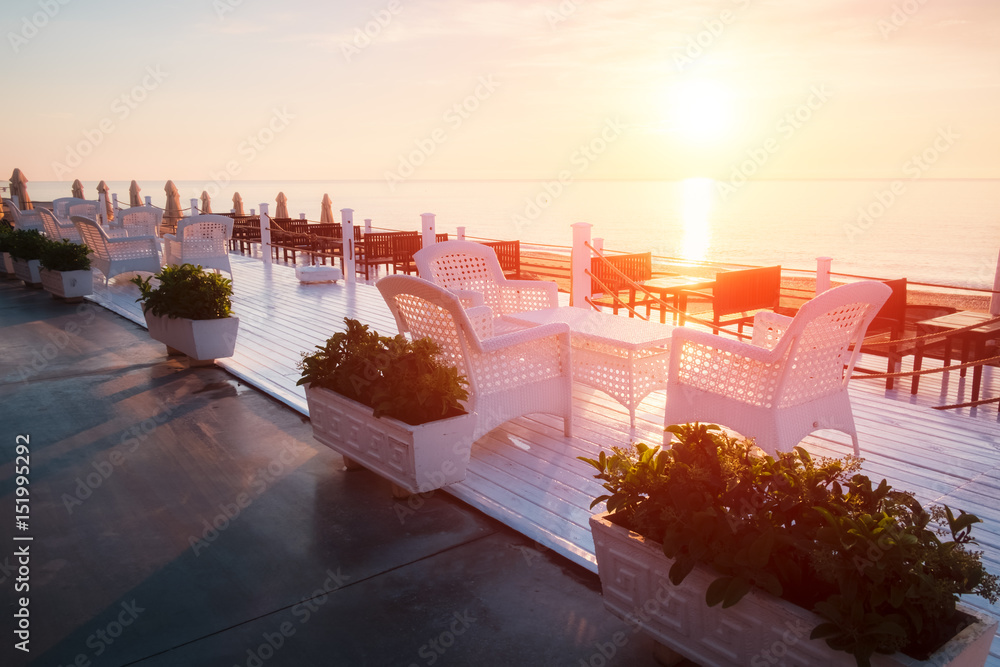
[421,212,436,248]
[571,222,592,307]
[817,256,833,294]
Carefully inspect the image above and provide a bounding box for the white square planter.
[143,311,240,361]
[589,512,998,667]
[305,385,476,494]
[40,268,93,302]
[12,258,42,287]
[1,252,14,279]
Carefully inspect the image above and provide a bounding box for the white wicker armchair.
[162,215,234,275]
[664,281,891,456]
[52,198,97,220]
[414,240,557,315]
[38,208,83,242]
[70,216,161,284]
[2,199,44,232]
[108,205,162,238]
[377,274,574,441]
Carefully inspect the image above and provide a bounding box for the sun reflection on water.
[679,178,713,262]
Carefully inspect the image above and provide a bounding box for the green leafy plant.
[131,263,233,320]
[6,229,50,261]
[297,317,469,426]
[40,239,91,272]
[0,226,12,253]
[581,423,1000,667]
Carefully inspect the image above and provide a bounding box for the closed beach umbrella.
[320,194,334,223]
[200,190,212,214]
[72,179,85,199]
[163,180,182,231]
[129,180,142,207]
[97,181,113,221]
[275,192,289,218]
[10,169,31,210]
[232,192,245,216]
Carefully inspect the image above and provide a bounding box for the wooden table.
[626,275,716,324]
[504,307,675,430]
[911,310,1000,405]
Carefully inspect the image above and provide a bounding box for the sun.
[669,80,734,144]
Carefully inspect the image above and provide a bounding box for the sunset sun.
[669,80,734,144]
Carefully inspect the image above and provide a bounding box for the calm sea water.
[23,179,1000,289]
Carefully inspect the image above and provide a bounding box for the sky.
[2,0,999,184]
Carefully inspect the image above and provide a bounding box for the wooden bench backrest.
[590,252,651,293]
[481,240,521,278]
[713,265,781,317]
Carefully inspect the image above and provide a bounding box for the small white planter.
[305,385,476,494]
[12,258,42,287]
[589,512,998,667]
[144,311,240,361]
[40,268,93,302]
[1,252,15,279]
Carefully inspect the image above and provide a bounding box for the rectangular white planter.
[12,258,42,287]
[590,512,998,667]
[144,311,239,361]
[40,268,93,301]
[1,252,14,279]
[305,385,476,494]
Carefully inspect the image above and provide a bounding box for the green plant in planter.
[297,317,469,426]
[131,263,233,320]
[581,423,1000,667]
[0,226,12,253]
[40,239,91,272]
[7,229,50,261]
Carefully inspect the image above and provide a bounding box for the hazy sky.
[3,0,999,184]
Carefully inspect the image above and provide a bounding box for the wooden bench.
[589,252,652,315]
[679,265,781,333]
[480,240,521,279]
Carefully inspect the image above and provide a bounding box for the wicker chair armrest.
[478,321,570,354]
[751,311,793,349]
[107,233,157,245]
[450,288,486,308]
[671,327,779,364]
[497,280,559,311]
[465,304,495,339]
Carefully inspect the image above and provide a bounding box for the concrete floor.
[0,280,671,667]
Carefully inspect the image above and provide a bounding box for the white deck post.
[364,218,372,235]
[571,222,593,308]
[991,249,1000,315]
[816,256,832,295]
[421,213,436,247]
[594,238,604,254]
[341,208,355,284]
[112,193,119,218]
[260,203,272,265]
[190,198,199,217]
[144,196,151,206]
[97,192,107,225]
[299,213,306,220]
[457,226,466,241]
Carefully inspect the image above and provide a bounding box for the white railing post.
[364,218,372,235]
[299,213,306,220]
[594,238,604,254]
[571,222,593,308]
[260,203,272,265]
[112,193,119,217]
[341,208,355,284]
[97,192,107,225]
[457,226,466,241]
[990,249,1000,315]
[421,212,436,247]
[144,196,151,206]
[816,256,832,295]
[189,198,199,217]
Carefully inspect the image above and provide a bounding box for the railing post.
[97,192,107,225]
[341,208,355,284]
[112,193,119,217]
[816,256,832,295]
[571,222,593,308]
[144,196,151,206]
[190,198,199,217]
[594,238,604,254]
[260,203,272,265]
[364,218,372,235]
[991,249,1000,315]
[457,226,466,241]
[299,213,306,220]
[421,212,436,247]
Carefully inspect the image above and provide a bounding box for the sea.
[20,178,1000,290]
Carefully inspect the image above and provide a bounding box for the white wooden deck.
[87,253,1000,662]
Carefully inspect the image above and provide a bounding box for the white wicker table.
[504,307,675,430]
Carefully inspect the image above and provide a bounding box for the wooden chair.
[679,265,782,333]
[590,252,652,315]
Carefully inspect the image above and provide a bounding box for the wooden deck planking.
[85,253,1000,661]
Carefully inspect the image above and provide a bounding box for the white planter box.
[144,311,239,361]
[590,512,998,667]
[12,258,42,287]
[305,385,476,494]
[41,268,93,301]
[1,252,14,279]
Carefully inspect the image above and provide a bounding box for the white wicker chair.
[162,215,234,275]
[664,281,891,456]
[70,216,161,284]
[2,199,44,232]
[38,208,83,243]
[414,240,557,316]
[377,274,574,441]
[52,198,98,221]
[109,205,162,238]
